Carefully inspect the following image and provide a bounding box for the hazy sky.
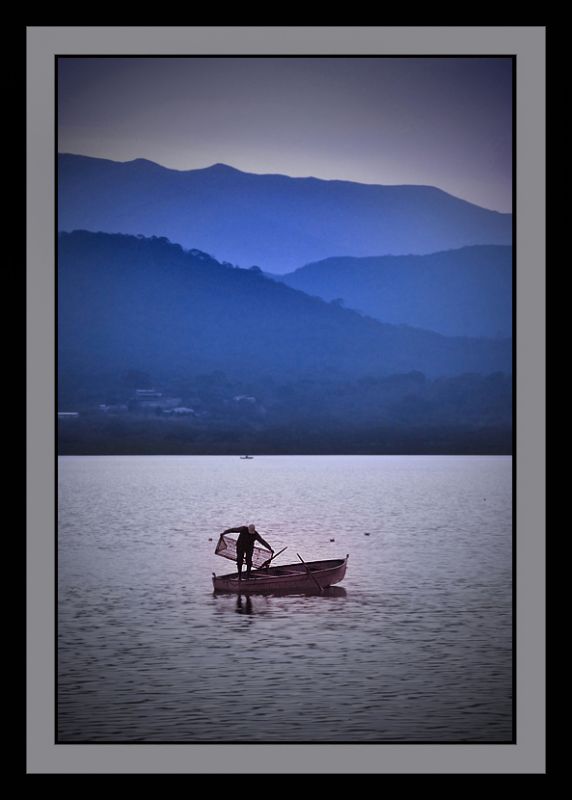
[58,57,512,212]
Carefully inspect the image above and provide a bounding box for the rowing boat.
[212,556,349,594]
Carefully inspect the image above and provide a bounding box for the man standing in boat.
[222,523,273,581]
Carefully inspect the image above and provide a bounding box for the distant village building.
[131,389,182,411]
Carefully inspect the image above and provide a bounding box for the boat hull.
[212,557,348,594]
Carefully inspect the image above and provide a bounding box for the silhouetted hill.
[58,231,512,401]
[58,154,512,274]
[58,232,513,453]
[276,246,512,338]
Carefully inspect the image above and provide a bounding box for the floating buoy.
[208,538,213,541]
[364,533,370,536]
[330,538,335,542]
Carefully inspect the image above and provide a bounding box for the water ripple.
[58,455,512,742]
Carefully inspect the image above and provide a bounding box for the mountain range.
[276,245,512,339]
[58,154,512,274]
[58,231,511,403]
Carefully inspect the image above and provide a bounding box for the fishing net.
[214,533,272,568]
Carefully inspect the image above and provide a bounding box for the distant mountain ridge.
[276,245,512,339]
[58,154,512,274]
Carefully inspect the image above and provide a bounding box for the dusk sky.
[58,57,512,213]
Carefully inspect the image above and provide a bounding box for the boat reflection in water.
[223,584,347,614]
[235,594,253,614]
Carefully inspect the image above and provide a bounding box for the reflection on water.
[229,586,347,615]
[58,455,512,742]
[235,594,253,614]
[218,585,347,603]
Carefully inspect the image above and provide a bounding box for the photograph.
[55,53,515,746]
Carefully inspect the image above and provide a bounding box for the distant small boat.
[240,455,254,459]
[213,556,349,594]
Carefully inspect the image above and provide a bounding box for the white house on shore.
[132,389,182,411]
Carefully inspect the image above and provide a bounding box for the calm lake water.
[58,455,512,742]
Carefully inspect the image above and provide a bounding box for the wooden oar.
[297,553,323,593]
[258,546,287,570]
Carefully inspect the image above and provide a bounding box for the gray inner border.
[27,26,546,774]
